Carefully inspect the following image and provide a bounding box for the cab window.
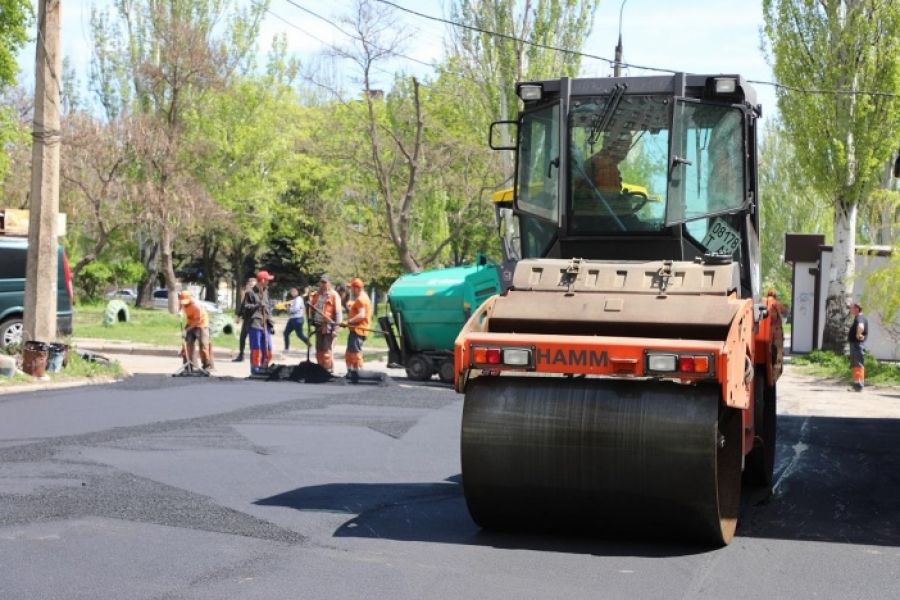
[668,102,745,225]
[516,103,560,222]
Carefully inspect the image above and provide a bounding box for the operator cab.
[494,74,761,300]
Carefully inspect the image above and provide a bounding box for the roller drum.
[461,377,742,545]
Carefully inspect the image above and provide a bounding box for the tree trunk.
[201,234,219,302]
[821,199,857,352]
[160,224,179,313]
[229,239,249,312]
[135,233,159,308]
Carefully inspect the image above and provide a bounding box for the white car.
[152,289,221,313]
[105,289,137,303]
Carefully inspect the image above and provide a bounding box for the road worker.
[178,290,212,370]
[343,277,372,371]
[848,302,869,392]
[243,270,275,375]
[309,274,342,372]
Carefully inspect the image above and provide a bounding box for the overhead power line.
[373,0,900,99]
[279,0,488,86]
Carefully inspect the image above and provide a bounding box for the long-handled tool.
[308,302,389,336]
[173,311,209,377]
[308,299,388,384]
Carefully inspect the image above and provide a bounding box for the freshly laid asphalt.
[0,355,898,599]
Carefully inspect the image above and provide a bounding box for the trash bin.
[47,343,68,373]
[22,341,49,377]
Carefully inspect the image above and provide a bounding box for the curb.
[73,342,234,360]
[0,374,123,396]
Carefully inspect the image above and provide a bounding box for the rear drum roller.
[404,353,433,381]
[461,376,742,545]
[744,366,777,488]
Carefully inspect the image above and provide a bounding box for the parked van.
[0,236,74,348]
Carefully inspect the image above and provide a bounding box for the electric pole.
[24,0,61,343]
[614,0,629,77]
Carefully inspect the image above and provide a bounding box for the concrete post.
[24,0,62,343]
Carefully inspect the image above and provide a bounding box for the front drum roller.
[461,376,742,545]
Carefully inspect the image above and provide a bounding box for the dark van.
[0,236,74,348]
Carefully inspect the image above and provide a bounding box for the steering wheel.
[620,190,649,214]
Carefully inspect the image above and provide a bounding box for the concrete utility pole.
[24,0,61,343]
[614,0,629,77]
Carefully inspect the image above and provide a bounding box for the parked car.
[105,289,137,303]
[152,288,221,314]
[0,236,74,348]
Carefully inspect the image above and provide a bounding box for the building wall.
[790,260,817,353]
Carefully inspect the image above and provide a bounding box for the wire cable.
[278,0,488,85]
[374,0,900,99]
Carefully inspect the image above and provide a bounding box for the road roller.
[454,74,784,545]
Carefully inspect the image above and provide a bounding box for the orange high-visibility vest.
[181,300,209,329]
[310,289,341,330]
[348,291,372,336]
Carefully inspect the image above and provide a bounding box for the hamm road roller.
[454,74,784,545]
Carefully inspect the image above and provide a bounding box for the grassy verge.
[73,302,389,351]
[792,350,900,386]
[74,302,239,350]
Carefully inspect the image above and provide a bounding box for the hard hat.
[178,290,192,305]
[256,270,274,282]
[350,277,364,288]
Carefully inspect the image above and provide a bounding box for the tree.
[763,0,900,351]
[447,0,599,133]
[317,1,510,273]
[90,0,266,311]
[185,74,331,307]
[757,120,832,301]
[0,0,31,184]
[60,113,133,280]
[0,0,30,88]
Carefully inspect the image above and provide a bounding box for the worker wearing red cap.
[178,290,212,370]
[243,270,275,375]
[343,277,372,371]
[308,274,342,372]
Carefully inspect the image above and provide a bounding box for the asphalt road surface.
[1,368,899,599]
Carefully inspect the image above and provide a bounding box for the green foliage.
[762,1,900,201]
[862,248,900,342]
[61,350,124,379]
[793,349,900,385]
[758,120,832,300]
[0,103,26,183]
[78,262,115,300]
[762,0,900,348]
[448,0,599,124]
[112,259,146,286]
[0,0,31,88]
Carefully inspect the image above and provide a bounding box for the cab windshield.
[569,94,670,233]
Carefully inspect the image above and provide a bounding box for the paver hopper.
[380,260,501,383]
[454,74,784,545]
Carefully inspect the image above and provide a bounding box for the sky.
[17,0,777,118]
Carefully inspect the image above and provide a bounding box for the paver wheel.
[405,353,433,381]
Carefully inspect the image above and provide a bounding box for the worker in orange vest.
[178,290,212,370]
[343,277,372,371]
[309,274,342,372]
